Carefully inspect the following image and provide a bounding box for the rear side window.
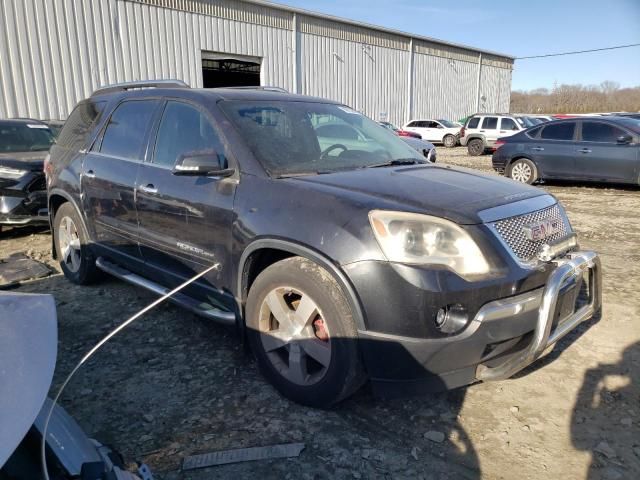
[56,100,106,149]
[154,101,227,168]
[526,126,543,138]
[99,100,158,160]
[541,122,576,141]
[406,121,419,127]
[582,122,627,143]
[466,117,480,129]
[500,118,518,131]
[482,117,498,129]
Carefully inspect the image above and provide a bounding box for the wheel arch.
[237,239,367,332]
[48,189,90,259]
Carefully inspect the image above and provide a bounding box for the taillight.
[494,139,506,149]
[460,127,465,137]
[43,154,52,177]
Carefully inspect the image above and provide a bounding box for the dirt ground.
[2,147,639,480]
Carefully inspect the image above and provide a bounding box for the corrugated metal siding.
[299,33,409,126]
[414,40,479,64]
[412,53,479,121]
[478,65,512,113]
[0,0,293,119]
[299,15,409,51]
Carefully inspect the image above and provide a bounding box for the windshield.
[220,101,423,176]
[0,122,55,153]
[617,118,640,134]
[515,116,536,128]
[437,119,457,128]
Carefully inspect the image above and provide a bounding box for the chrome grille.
[493,204,571,262]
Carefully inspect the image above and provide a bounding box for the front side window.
[482,117,498,129]
[582,122,627,143]
[541,122,576,141]
[220,101,422,176]
[99,100,158,160]
[500,118,518,131]
[154,101,227,168]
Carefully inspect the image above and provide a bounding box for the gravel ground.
[2,147,639,479]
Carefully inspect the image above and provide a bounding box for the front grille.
[493,204,571,262]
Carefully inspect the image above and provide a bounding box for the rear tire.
[53,202,100,284]
[443,134,457,148]
[508,158,538,184]
[246,257,366,407]
[467,138,484,156]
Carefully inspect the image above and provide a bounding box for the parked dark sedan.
[493,116,640,185]
[0,119,55,231]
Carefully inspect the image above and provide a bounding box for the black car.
[493,116,640,185]
[47,80,601,407]
[0,119,55,231]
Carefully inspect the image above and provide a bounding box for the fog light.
[434,304,469,334]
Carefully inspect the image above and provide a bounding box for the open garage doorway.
[201,51,261,88]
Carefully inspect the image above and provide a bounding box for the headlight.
[369,210,490,277]
[0,166,28,179]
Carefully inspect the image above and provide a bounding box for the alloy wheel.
[258,286,331,386]
[58,216,82,273]
[511,162,532,183]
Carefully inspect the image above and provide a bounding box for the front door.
[136,100,237,308]
[577,121,640,183]
[82,99,160,264]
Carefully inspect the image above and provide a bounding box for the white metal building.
[0,0,514,125]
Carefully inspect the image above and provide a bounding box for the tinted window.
[100,101,158,160]
[526,126,543,138]
[582,122,627,143]
[500,118,518,131]
[467,117,480,129]
[426,121,440,128]
[406,121,419,127]
[482,117,498,129]
[154,101,227,168]
[541,122,575,141]
[57,100,106,149]
[438,119,457,128]
[0,122,55,153]
[616,118,640,134]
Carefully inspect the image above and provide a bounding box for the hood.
[400,137,436,151]
[287,164,546,224]
[0,151,48,171]
[0,292,58,467]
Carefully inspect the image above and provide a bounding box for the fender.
[48,188,91,258]
[238,238,367,331]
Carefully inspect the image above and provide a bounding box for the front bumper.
[357,250,601,396]
[0,180,48,226]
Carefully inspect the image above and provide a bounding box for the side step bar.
[95,257,236,326]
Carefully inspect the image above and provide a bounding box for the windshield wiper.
[365,158,425,169]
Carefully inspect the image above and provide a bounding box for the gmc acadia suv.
[47,80,602,407]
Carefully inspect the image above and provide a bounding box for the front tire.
[508,158,538,184]
[467,138,484,156]
[443,134,457,148]
[53,202,100,284]
[246,257,366,407]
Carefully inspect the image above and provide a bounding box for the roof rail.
[92,79,189,96]
[220,86,288,93]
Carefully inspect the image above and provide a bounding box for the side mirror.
[173,151,235,177]
[617,134,632,145]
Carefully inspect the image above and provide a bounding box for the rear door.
[577,121,639,183]
[136,99,237,305]
[82,99,160,264]
[528,121,578,178]
[480,116,499,145]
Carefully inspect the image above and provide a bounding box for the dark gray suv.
[493,117,640,185]
[47,80,601,407]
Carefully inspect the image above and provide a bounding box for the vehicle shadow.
[0,224,49,239]
[570,341,640,479]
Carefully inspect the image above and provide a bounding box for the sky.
[273,0,640,92]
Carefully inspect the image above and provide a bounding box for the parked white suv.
[460,114,525,156]
[402,119,461,148]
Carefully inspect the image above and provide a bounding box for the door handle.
[84,169,96,178]
[138,184,158,194]
[531,147,544,151]
[578,148,592,154]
